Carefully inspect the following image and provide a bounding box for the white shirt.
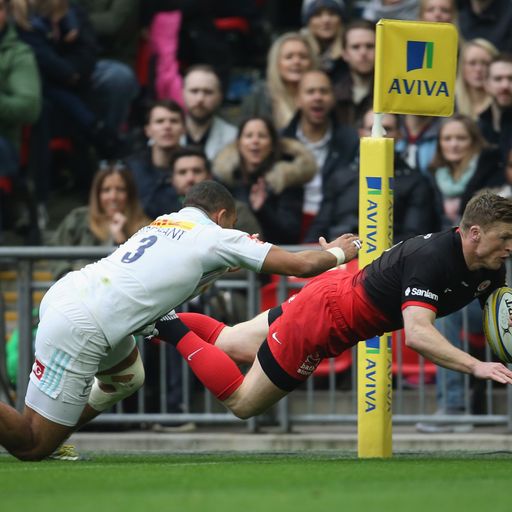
[297,125,332,215]
[63,207,272,343]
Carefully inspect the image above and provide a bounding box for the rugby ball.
[483,287,512,363]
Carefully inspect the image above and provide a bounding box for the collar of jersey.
[178,207,215,225]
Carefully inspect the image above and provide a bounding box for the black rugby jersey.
[361,228,506,332]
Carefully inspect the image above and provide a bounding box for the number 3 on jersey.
[121,235,157,263]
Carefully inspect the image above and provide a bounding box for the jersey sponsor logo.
[32,359,45,380]
[405,287,438,301]
[149,219,195,230]
[148,220,195,241]
[296,352,321,377]
[476,280,491,293]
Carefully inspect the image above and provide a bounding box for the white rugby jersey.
[63,207,272,343]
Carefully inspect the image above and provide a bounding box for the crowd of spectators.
[2,0,512,429]
[2,0,511,246]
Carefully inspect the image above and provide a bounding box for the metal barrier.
[0,247,511,432]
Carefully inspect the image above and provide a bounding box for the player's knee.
[225,397,258,420]
[88,351,145,412]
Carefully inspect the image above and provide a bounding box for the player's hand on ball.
[319,233,362,263]
[471,361,512,384]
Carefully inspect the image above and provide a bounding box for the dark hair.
[237,116,281,175]
[145,99,185,124]
[169,146,211,175]
[490,53,512,68]
[460,191,512,231]
[342,19,376,47]
[183,180,236,216]
[184,64,222,91]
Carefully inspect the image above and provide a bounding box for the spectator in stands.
[49,162,149,280]
[281,70,358,237]
[168,146,261,234]
[333,19,375,127]
[77,0,140,133]
[496,148,512,198]
[142,1,264,94]
[181,65,237,161]
[478,53,512,160]
[458,0,512,54]
[13,0,114,152]
[79,0,141,70]
[240,32,317,130]
[456,39,498,120]
[417,114,503,432]
[12,0,138,226]
[305,109,442,244]
[418,0,457,23]
[362,0,419,23]
[123,100,185,219]
[300,0,346,81]
[429,113,504,226]
[0,0,41,239]
[400,114,440,175]
[213,116,316,244]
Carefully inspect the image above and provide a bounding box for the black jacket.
[458,147,505,215]
[281,112,359,189]
[305,154,442,243]
[478,106,512,161]
[123,148,178,219]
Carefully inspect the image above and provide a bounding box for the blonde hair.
[300,7,344,66]
[455,38,499,119]
[266,32,317,129]
[89,165,149,242]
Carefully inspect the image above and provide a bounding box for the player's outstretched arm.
[261,233,361,277]
[402,306,512,384]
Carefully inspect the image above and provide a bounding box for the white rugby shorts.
[25,278,136,426]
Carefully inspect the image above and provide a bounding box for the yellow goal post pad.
[373,19,458,116]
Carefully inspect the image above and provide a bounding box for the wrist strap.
[326,247,345,265]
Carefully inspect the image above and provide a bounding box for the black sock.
[154,312,191,347]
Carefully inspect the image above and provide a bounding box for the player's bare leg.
[215,311,270,364]
[0,403,73,460]
[222,355,288,419]
[155,313,289,418]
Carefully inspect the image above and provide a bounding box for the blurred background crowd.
[1,0,511,250]
[2,0,512,430]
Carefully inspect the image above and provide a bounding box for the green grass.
[1,451,512,511]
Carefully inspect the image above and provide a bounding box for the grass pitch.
[1,451,511,512]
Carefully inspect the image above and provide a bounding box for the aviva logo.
[387,39,449,97]
[407,40,433,71]
[366,177,382,195]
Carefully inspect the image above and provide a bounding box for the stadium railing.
[1,247,511,432]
